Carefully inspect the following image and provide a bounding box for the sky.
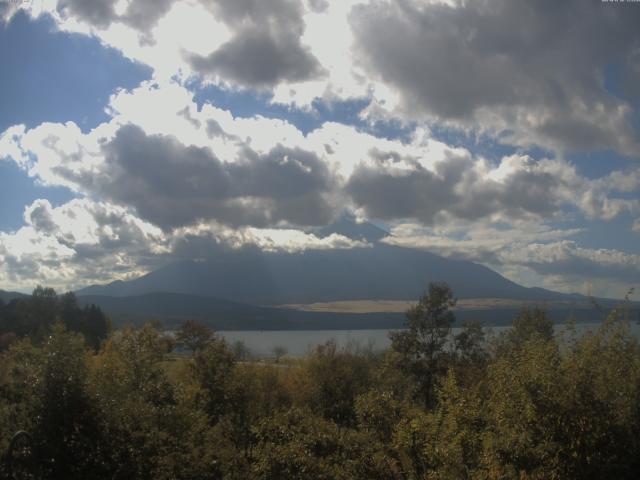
[0,0,639,298]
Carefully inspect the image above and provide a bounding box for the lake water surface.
[219,322,640,357]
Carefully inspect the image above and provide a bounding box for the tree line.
[0,286,109,351]
[1,283,640,479]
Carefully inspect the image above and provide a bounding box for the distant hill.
[76,291,627,331]
[77,292,407,330]
[0,289,28,303]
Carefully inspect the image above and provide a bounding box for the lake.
[218,321,640,357]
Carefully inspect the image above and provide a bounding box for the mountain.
[0,289,28,303]
[78,219,568,305]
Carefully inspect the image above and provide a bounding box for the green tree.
[81,303,110,351]
[88,323,206,480]
[0,338,43,456]
[271,345,288,363]
[0,288,109,350]
[231,339,251,361]
[26,286,59,341]
[191,336,236,423]
[507,306,554,347]
[553,316,640,478]
[33,323,108,479]
[176,320,214,355]
[294,340,372,427]
[252,408,396,480]
[454,320,485,362]
[389,282,456,406]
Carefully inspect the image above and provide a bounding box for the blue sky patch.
[0,11,150,232]
[0,11,150,132]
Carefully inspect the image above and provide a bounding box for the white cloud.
[9,0,640,157]
[1,77,638,292]
[0,125,29,168]
[384,221,584,264]
[349,0,640,155]
[0,197,370,291]
[0,197,166,291]
[2,81,638,232]
[220,227,370,253]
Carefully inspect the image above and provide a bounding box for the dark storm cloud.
[190,30,323,87]
[350,0,640,154]
[57,0,174,31]
[57,0,115,29]
[307,0,329,14]
[205,119,230,139]
[189,0,324,87]
[121,0,175,32]
[347,163,456,223]
[91,124,335,230]
[346,153,566,224]
[25,200,58,234]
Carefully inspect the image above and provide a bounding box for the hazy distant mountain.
[76,292,617,331]
[78,219,568,305]
[0,290,28,303]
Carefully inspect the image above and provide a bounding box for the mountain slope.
[77,291,623,331]
[0,290,29,303]
[78,241,564,305]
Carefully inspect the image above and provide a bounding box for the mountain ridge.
[0,290,29,303]
[77,243,573,305]
[76,290,625,331]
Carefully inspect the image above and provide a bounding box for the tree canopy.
[2,282,640,479]
[0,287,110,351]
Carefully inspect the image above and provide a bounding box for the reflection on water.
[219,322,640,357]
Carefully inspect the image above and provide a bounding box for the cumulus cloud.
[1,79,638,294]
[7,0,640,157]
[307,0,329,14]
[347,152,640,225]
[95,124,337,229]
[0,198,167,290]
[2,81,638,233]
[350,0,640,154]
[190,0,324,88]
[22,0,325,88]
[0,198,368,291]
[56,0,175,32]
[8,0,635,161]
[384,221,585,265]
[218,227,370,253]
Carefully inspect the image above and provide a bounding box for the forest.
[1,283,640,479]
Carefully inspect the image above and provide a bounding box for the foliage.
[175,320,214,355]
[293,340,373,427]
[190,334,236,423]
[271,345,288,363]
[0,287,109,350]
[390,282,456,406]
[1,283,640,479]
